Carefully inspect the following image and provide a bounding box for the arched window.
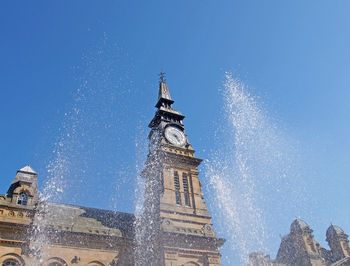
[2,261,19,266]
[47,257,67,266]
[17,192,28,206]
[174,171,181,205]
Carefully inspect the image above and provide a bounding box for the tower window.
[183,173,190,207]
[174,171,181,205]
[17,192,28,206]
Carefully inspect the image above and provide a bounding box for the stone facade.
[248,219,350,266]
[0,78,224,266]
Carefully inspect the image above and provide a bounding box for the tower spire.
[158,71,172,101]
[149,73,185,129]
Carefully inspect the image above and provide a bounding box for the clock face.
[164,126,186,146]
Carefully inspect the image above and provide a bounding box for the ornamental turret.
[7,165,39,208]
[327,224,350,261]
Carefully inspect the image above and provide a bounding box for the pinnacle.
[158,80,172,101]
[18,165,37,174]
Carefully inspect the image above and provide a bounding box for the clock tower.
[140,74,224,266]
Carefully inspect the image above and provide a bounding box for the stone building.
[248,219,350,266]
[0,78,224,266]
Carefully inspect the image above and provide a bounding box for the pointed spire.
[158,72,172,101]
[149,72,185,129]
[155,71,174,109]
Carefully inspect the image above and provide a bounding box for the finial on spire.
[156,71,173,104]
[160,71,166,83]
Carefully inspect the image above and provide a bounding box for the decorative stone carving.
[208,257,220,263]
[162,219,172,226]
[202,224,216,237]
[161,218,174,232]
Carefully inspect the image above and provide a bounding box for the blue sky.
[1,1,350,264]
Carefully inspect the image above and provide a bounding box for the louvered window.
[174,171,181,205]
[183,173,190,206]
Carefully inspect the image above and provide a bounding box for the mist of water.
[205,73,305,264]
[28,36,137,264]
[133,123,148,265]
[133,129,165,265]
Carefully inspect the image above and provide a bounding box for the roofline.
[41,201,135,217]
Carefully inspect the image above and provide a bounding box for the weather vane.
[160,71,166,82]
